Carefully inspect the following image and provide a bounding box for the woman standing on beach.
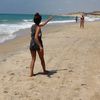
[29,13,53,77]
[80,15,84,28]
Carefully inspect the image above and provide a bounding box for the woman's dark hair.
[34,13,42,25]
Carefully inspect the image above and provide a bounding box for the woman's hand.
[40,16,53,27]
[40,46,43,52]
[48,16,53,21]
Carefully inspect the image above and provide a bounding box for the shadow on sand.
[34,68,68,78]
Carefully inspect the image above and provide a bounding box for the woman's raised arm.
[40,16,53,27]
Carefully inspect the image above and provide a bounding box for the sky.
[0,0,100,14]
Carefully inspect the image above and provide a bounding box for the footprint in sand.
[81,83,88,89]
[69,70,74,72]
[6,71,15,81]
[7,71,15,76]
[26,66,29,69]
[10,73,15,75]
[81,83,87,86]
[15,60,20,64]
[14,91,20,95]
[3,90,8,93]
[2,59,7,62]
[1,75,6,81]
[3,87,9,94]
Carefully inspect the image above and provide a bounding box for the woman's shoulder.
[31,24,40,28]
[31,24,41,32]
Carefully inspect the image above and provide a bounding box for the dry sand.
[0,22,100,100]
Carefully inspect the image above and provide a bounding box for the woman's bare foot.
[29,74,35,77]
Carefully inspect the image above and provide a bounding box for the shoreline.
[0,21,99,60]
[0,23,71,60]
[0,21,100,59]
[0,28,30,60]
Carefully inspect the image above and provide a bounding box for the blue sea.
[0,14,100,43]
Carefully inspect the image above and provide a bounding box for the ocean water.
[0,14,100,43]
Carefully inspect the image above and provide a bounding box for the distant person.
[80,15,84,28]
[75,16,78,23]
[29,13,53,77]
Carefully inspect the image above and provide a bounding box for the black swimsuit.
[30,25,43,51]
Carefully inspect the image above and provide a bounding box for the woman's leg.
[37,49,46,73]
[82,22,84,28]
[30,50,36,77]
[80,21,82,28]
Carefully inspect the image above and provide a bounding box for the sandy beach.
[0,21,100,100]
